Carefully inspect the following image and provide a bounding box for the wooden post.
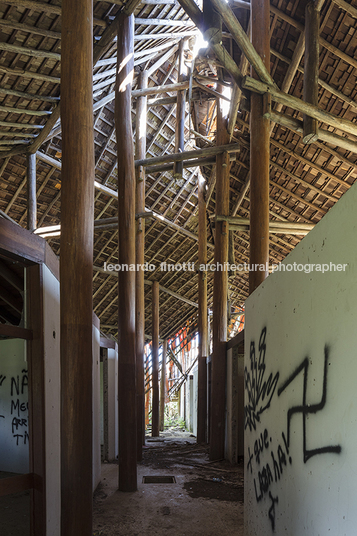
[173,40,186,179]
[115,12,137,492]
[209,87,230,461]
[160,339,167,432]
[249,0,270,294]
[135,70,148,461]
[61,0,94,532]
[197,171,208,444]
[303,0,320,143]
[152,280,160,437]
[27,152,36,231]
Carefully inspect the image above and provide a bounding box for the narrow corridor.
[93,431,243,536]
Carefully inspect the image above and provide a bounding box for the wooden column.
[27,152,36,231]
[303,0,320,143]
[173,40,186,179]
[197,172,208,443]
[135,70,148,461]
[210,88,230,461]
[249,0,270,294]
[61,0,94,532]
[160,339,167,432]
[115,12,137,492]
[151,280,160,437]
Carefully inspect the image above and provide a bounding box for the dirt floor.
[0,430,244,535]
[93,429,244,536]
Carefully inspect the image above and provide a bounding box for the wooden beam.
[116,12,137,492]
[60,0,95,533]
[135,17,195,27]
[270,4,357,71]
[132,80,193,98]
[228,17,250,140]
[174,40,187,179]
[271,46,357,112]
[160,339,167,432]
[135,31,199,40]
[177,0,243,86]
[19,10,123,157]
[0,65,60,84]
[27,152,36,232]
[123,0,143,15]
[249,0,270,294]
[0,87,59,102]
[242,76,357,140]
[216,216,315,233]
[146,45,180,78]
[0,42,61,61]
[0,17,61,39]
[2,0,106,26]
[135,71,148,462]
[92,265,199,307]
[209,0,274,86]
[303,1,320,144]
[333,0,357,19]
[210,86,230,461]
[135,142,240,167]
[152,281,160,437]
[197,171,208,444]
[146,153,236,173]
[270,110,357,155]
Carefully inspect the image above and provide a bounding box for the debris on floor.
[93,431,244,536]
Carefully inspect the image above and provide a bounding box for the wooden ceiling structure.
[0,0,357,340]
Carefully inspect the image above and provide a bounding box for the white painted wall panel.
[92,323,101,491]
[0,338,28,473]
[43,264,61,536]
[244,182,357,535]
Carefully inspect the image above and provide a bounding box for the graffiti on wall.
[245,327,341,532]
[244,327,279,432]
[0,368,29,446]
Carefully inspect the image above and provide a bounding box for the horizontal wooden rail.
[0,324,33,340]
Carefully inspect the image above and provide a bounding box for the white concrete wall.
[244,181,357,535]
[0,338,28,473]
[107,347,118,461]
[92,322,101,491]
[43,264,61,536]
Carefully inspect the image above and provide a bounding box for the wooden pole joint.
[221,150,230,168]
[203,27,222,45]
[262,92,271,119]
[137,165,145,182]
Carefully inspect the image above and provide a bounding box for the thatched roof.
[0,0,356,339]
